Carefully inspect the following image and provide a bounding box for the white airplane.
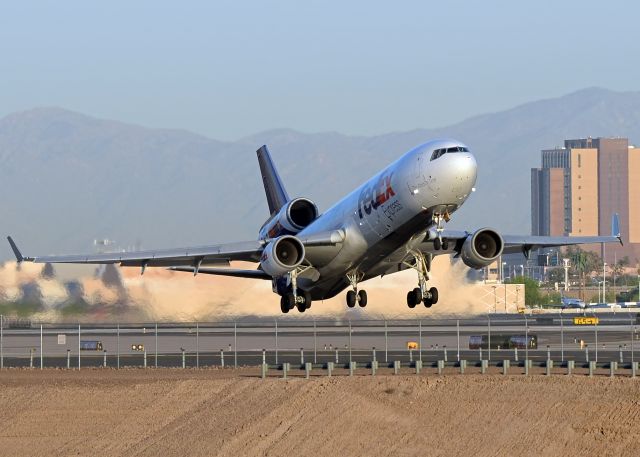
[7,139,622,313]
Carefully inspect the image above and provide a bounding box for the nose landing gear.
[432,212,450,251]
[404,252,438,309]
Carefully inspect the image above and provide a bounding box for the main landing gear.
[280,289,312,314]
[404,252,438,309]
[345,271,367,308]
[279,268,312,314]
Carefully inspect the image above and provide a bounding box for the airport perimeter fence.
[1,313,640,376]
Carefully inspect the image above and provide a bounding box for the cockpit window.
[430,146,469,160]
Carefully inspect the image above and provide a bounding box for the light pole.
[492,285,497,313]
[603,263,607,303]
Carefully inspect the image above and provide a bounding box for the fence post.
[103,350,107,368]
[394,360,401,375]
[335,348,339,363]
[144,351,147,368]
[503,360,509,375]
[384,319,388,363]
[372,360,378,376]
[300,348,304,366]
[305,362,312,379]
[78,324,81,370]
[182,349,186,368]
[66,349,70,369]
[282,362,289,379]
[443,345,447,362]
[589,360,595,377]
[567,360,574,375]
[261,362,268,379]
[313,319,317,364]
[456,319,460,362]
[262,349,266,365]
[234,321,238,368]
[460,359,466,374]
[610,361,617,377]
[481,359,488,374]
[116,323,120,370]
[372,347,376,363]
[196,322,200,369]
[275,319,278,365]
[327,361,333,377]
[29,348,34,368]
[40,324,43,370]
[437,359,444,375]
[632,361,638,378]
[349,361,356,376]
[546,359,553,376]
[415,359,422,374]
[155,322,158,368]
[619,345,623,364]
[220,349,224,368]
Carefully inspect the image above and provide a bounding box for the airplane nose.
[447,152,477,200]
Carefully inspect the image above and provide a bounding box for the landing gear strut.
[280,268,312,313]
[432,212,450,251]
[403,252,438,309]
[345,271,367,308]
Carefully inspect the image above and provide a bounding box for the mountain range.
[1,87,640,260]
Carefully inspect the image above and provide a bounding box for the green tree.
[506,276,543,306]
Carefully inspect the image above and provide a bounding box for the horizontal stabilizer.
[612,213,622,244]
[169,266,272,280]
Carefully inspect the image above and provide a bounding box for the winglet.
[612,213,623,245]
[7,236,25,262]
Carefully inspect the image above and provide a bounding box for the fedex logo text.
[358,173,395,218]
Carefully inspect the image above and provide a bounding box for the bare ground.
[0,368,639,457]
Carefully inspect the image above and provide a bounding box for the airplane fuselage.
[279,139,478,300]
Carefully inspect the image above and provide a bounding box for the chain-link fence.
[2,313,639,371]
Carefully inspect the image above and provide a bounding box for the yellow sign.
[573,317,599,325]
[406,341,419,350]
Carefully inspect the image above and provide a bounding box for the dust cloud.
[0,255,495,321]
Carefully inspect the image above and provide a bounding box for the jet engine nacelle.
[460,228,504,269]
[259,198,319,239]
[259,235,306,277]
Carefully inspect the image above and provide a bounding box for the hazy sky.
[1,1,638,140]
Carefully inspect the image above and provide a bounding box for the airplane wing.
[6,229,345,273]
[419,214,622,259]
[7,236,264,269]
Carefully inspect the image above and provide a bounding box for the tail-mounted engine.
[259,198,319,239]
[259,235,306,277]
[460,228,504,269]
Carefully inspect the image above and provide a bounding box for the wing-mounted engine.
[259,198,319,239]
[460,228,504,269]
[259,235,306,277]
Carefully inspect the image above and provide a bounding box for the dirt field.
[0,368,638,457]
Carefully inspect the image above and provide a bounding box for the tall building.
[531,137,639,264]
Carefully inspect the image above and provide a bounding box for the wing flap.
[169,266,272,280]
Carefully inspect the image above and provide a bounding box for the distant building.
[531,137,640,264]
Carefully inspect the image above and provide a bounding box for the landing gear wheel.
[434,237,442,250]
[407,291,417,308]
[346,290,357,308]
[296,302,306,313]
[304,291,312,310]
[429,287,438,305]
[358,290,368,307]
[441,238,449,250]
[280,294,291,314]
